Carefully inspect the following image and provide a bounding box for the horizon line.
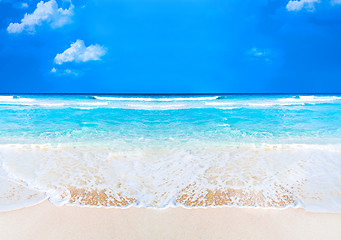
[1,92,341,95]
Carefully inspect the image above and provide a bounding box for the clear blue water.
[1,94,341,144]
[0,94,341,211]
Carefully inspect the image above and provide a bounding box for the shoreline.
[1,201,341,240]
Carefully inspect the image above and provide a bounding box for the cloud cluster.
[3,1,107,77]
[247,47,271,62]
[21,3,28,9]
[286,0,341,12]
[249,48,267,57]
[51,67,78,76]
[54,39,106,65]
[286,0,320,12]
[7,0,73,34]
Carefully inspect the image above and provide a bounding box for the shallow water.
[0,94,341,212]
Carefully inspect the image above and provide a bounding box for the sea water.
[0,94,341,212]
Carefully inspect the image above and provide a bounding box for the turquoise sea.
[0,94,341,212]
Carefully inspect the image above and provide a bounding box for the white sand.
[1,201,341,240]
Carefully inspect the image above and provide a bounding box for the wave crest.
[93,96,219,101]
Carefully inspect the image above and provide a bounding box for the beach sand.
[1,201,341,240]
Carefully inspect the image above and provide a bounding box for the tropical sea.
[0,94,341,212]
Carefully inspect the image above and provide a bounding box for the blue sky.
[0,0,341,93]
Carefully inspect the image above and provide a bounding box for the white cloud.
[50,67,78,76]
[249,48,267,57]
[286,0,320,11]
[54,39,106,65]
[247,47,271,62]
[21,3,28,8]
[287,0,341,11]
[7,0,73,34]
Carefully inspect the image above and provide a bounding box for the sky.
[0,0,341,93]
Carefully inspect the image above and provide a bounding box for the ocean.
[0,94,341,212]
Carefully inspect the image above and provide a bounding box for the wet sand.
[1,201,341,240]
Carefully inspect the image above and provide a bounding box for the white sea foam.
[0,96,15,101]
[205,101,302,108]
[94,96,219,101]
[72,107,98,110]
[247,102,305,107]
[0,96,34,103]
[0,98,109,108]
[0,154,47,211]
[0,143,340,212]
[205,95,341,109]
[204,102,235,106]
[77,101,109,106]
[278,96,341,103]
[0,177,47,212]
[216,107,240,110]
[125,104,188,110]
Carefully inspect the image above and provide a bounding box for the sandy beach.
[0,201,341,240]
